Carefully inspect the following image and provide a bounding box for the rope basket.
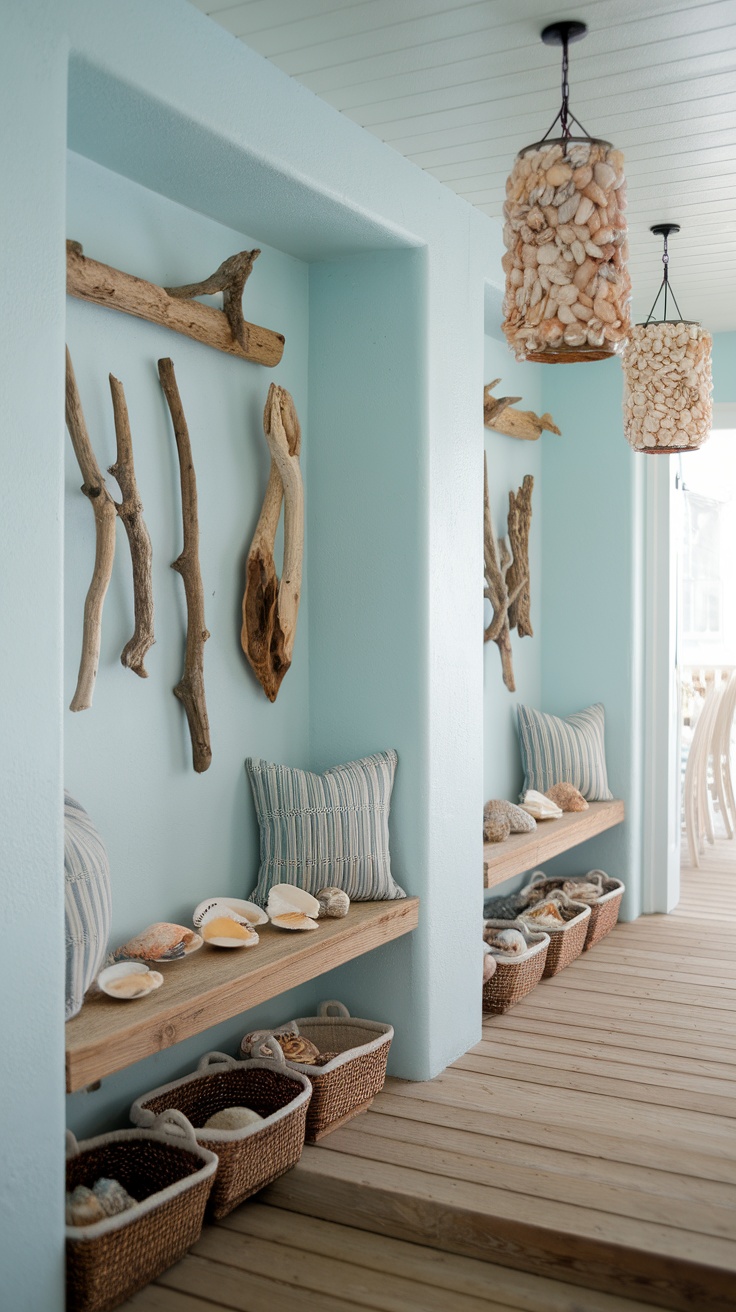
[521,870,625,950]
[482,921,550,1014]
[521,896,591,976]
[241,1001,393,1141]
[66,1110,217,1312]
[130,1049,311,1219]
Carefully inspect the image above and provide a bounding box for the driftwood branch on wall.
[507,475,534,638]
[65,347,118,713]
[158,357,212,773]
[484,380,561,442]
[67,241,285,368]
[242,384,304,703]
[484,454,526,693]
[108,375,155,677]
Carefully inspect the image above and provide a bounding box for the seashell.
[271,912,320,931]
[312,1050,340,1067]
[482,945,497,982]
[93,1178,138,1217]
[276,1033,322,1064]
[545,783,588,812]
[112,923,202,963]
[193,897,269,928]
[316,887,350,919]
[521,899,566,929]
[66,1186,107,1227]
[520,790,563,821]
[266,883,321,921]
[201,913,259,949]
[204,1105,264,1131]
[484,927,527,956]
[97,962,164,1000]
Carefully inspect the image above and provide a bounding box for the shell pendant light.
[623,225,712,453]
[502,21,631,363]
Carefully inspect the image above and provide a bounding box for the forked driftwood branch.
[67,240,284,367]
[165,250,260,351]
[507,475,534,638]
[65,347,117,712]
[158,358,212,773]
[241,384,304,702]
[108,375,155,677]
[484,455,526,693]
[484,380,561,442]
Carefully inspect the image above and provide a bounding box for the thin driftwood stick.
[65,347,117,712]
[108,375,155,677]
[241,384,304,702]
[483,454,525,693]
[165,250,260,351]
[67,241,284,368]
[507,475,534,638]
[484,380,561,441]
[158,358,212,773]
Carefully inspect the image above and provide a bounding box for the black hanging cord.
[539,20,594,144]
[645,224,685,325]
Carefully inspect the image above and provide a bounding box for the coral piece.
[483,812,511,844]
[484,799,536,834]
[545,783,589,812]
[316,887,351,919]
[204,1106,264,1131]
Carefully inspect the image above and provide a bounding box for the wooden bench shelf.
[484,800,625,889]
[65,898,419,1093]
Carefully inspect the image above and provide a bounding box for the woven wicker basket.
[519,894,591,977]
[482,921,550,1014]
[66,1109,217,1312]
[242,1001,393,1141]
[522,870,625,951]
[130,1048,311,1219]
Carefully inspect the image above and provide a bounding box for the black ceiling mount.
[541,20,587,46]
[650,223,681,239]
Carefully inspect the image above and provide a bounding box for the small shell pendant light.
[622,224,712,453]
[502,21,631,364]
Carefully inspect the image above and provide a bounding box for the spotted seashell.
[316,887,350,919]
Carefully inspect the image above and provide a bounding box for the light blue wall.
[1,3,498,1303]
[712,331,736,402]
[483,331,543,803]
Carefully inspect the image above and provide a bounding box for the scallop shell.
[97,962,164,1000]
[270,912,320,931]
[316,886,350,918]
[193,897,269,928]
[266,884,321,920]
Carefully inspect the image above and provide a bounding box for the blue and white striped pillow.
[64,792,112,1020]
[516,703,613,802]
[246,750,406,905]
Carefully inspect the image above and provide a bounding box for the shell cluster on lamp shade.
[622,321,713,452]
[502,140,630,363]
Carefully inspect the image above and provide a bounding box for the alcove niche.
[65,58,431,1137]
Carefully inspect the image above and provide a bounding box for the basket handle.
[197,1051,239,1073]
[317,1000,350,1018]
[65,1129,80,1158]
[248,1034,287,1066]
[152,1108,200,1150]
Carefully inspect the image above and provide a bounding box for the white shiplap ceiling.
[189,0,736,330]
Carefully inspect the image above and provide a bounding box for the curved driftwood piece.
[108,375,155,677]
[67,241,284,367]
[484,455,525,693]
[158,358,212,773]
[165,249,260,351]
[484,380,561,441]
[241,384,304,703]
[507,475,534,638]
[65,347,118,712]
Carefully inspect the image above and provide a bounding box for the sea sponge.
[483,811,511,844]
[545,783,588,812]
[484,799,536,834]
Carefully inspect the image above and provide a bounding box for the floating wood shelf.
[484,800,625,889]
[65,899,419,1093]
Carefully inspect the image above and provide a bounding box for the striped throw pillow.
[64,792,112,1020]
[246,750,406,905]
[516,703,613,802]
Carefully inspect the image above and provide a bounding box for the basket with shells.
[520,869,625,951]
[482,920,550,1013]
[241,1000,393,1141]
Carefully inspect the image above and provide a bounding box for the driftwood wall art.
[242,384,304,702]
[158,358,212,773]
[67,241,285,368]
[484,380,561,442]
[65,347,118,712]
[483,460,533,693]
[108,375,155,677]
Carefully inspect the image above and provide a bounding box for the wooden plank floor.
[121,858,736,1312]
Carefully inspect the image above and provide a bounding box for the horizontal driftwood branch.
[484,380,561,442]
[67,241,285,368]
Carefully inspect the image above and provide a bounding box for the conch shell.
[267,884,320,920]
[199,907,259,949]
[112,923,201,962]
